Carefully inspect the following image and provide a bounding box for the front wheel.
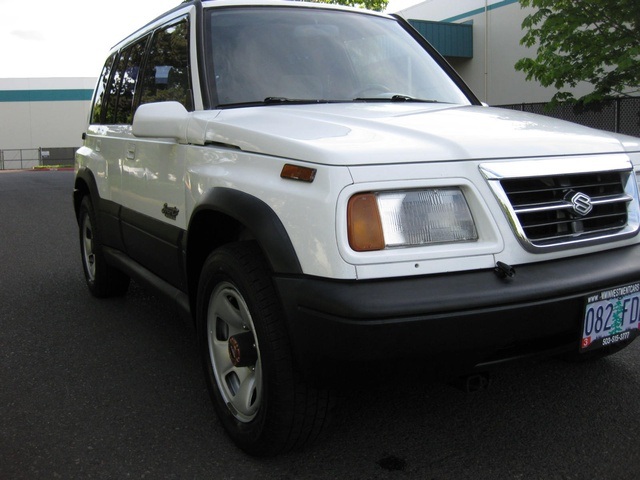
[197,242,332,456]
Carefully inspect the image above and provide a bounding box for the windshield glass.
[205,7,472,107]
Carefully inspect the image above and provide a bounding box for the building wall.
[394,0,592,105]
[0,77,95,151]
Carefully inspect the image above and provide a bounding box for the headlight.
[348,188,478,252]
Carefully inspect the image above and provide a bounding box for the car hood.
[197,103,640,165]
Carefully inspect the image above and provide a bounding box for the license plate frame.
[581,282,640,352]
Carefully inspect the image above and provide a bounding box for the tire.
[197,242,333,456]
[78,196,130,297]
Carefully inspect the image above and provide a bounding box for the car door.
[119,15,193,289]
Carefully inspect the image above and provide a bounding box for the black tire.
[78,196,130,297]
[197,241,333,456]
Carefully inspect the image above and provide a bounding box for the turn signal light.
[347,193,385,251]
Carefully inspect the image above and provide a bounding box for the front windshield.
[206,7,472,107]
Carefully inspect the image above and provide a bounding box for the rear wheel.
[197,242,333,456]
[78,196,130,297]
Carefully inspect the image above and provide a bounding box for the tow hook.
[450,372,492,393]
[494,261,516,280]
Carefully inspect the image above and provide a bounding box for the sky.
[0,0,422,79]
[0,0,183,79]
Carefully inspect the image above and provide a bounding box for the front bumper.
[275,244,640,377]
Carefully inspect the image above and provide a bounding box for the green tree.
[313,0,389,13]
[515,0,640,107]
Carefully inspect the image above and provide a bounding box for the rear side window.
[103,38,148,124]
[91,53,116,124]
[139,17,192,110]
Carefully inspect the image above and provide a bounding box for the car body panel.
[74,0,640,379]
[201,104,640,165]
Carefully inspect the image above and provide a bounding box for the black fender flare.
[73,167,124,250]
[73,167,101,221]
[189,188,302,275]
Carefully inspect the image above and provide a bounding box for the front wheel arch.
[189,188,302,275]
[186,188,303,316]
[196,241,332,456]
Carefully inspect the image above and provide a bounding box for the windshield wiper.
[391,94,440,102]
[216,97,337,108]
[217,96,441,109]
[263,97,335,105]
[353,94,442,103]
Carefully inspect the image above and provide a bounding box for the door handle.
[126,144,136,160]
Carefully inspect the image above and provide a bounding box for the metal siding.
[409,20,473,59]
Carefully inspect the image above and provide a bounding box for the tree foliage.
[515,0,640,106]
[312,0,389,13]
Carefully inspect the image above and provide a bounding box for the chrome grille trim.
[480,156,640,253]
[513,193,632,214]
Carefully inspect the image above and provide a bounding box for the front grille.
[500,171,632,247]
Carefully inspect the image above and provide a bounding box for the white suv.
[74,0,640,456]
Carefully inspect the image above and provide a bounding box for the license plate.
[581,282,640,352]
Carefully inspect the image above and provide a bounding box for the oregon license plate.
[581,282,640,352]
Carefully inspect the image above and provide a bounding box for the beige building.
[392,0,592,105]
[0,77,94,168]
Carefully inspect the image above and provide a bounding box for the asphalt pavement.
[1,170,640,479]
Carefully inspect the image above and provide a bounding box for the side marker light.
[281,164,317,183]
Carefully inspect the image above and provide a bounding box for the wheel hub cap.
[228,331,257,367]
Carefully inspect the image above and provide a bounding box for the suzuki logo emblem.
[570,191,593,216]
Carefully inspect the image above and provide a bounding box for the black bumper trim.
[274,244,640,375]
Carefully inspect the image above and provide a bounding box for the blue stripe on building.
[0,89,93,102]
[441,0,520,23]
[408,0,520,59]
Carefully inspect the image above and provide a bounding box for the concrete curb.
[30,167,74,172]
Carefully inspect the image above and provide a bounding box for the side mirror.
[132,101,192,144]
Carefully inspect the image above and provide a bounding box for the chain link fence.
[0,149,40,170]
[498,97,640,138]
[0,147,77,170]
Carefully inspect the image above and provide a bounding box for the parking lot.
[2,169,640,479]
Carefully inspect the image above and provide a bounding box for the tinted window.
[91,53,116,124]
[102,37,148,124]
[139,17,192,110]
